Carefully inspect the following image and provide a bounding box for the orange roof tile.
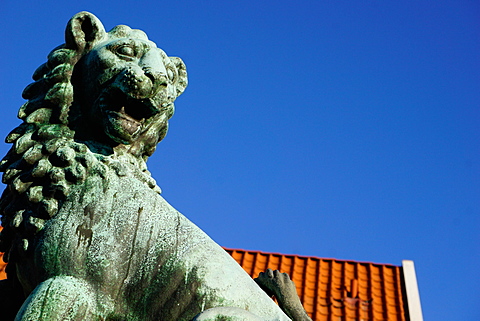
[0,254,4,280]
[225,248,408,321]
[0,226,6,280]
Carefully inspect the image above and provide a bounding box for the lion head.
[0,12,187,265]
[21,11,187,157]
[70,14,187,156]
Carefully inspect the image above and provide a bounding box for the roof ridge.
[223,247,401,267]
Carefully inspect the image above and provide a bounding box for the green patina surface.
[0,11,295,321]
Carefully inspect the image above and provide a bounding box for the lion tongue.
[119,106,145,123]
[117,106,142,135]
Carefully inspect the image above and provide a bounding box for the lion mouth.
[108,107,143,135]
[98,89,161,141]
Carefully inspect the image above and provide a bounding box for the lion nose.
[142,67,167,87]
[140,50,168,96]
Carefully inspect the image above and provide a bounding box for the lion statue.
[0,12,311,321]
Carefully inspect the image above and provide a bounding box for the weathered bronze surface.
[0,12,309,321]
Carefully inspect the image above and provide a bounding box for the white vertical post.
[402,260,423,321]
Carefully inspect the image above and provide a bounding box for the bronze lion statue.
[0,12,311,321]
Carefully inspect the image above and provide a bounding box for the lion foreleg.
[14,276,109,321]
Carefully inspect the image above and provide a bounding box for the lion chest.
[32,171,184,295]
[26,168,287,320]
[29,171,259,319]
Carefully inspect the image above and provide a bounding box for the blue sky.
[1,1,479,320]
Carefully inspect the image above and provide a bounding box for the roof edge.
[224,247,401,267]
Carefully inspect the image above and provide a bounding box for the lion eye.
[166,66,177,83]
[116,45,136,57]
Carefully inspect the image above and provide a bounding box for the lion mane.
[0,12,187,277]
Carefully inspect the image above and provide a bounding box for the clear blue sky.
[1,1,479,320]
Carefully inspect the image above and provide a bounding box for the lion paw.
[254,269,297,302]
[255,269,312,321]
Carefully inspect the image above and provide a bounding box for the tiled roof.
[225,248,408,321]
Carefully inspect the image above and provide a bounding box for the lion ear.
[65,11,106,52]
[170,57,188,97]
